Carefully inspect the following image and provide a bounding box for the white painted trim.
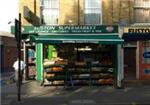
[38,33,119,36]
[23,41,26,79]
[37,38,123,42]
[136,41,139,79]
[117,45,122,87]
[40,44,43,81]
[121,48,124,80]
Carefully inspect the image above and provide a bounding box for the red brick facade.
[1,36,17,72]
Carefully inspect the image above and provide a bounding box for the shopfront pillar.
[36,43,43,82]
[116,44,123,88]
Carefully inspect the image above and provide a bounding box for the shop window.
[84,0,102,24]
[134,0,150,7]
[41,0,59,25]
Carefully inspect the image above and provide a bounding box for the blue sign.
[144,69,150,74]
[143,52,150,58]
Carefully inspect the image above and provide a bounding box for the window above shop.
[84,0,102,25]
[40,0,59,25]
[134,0,150,23]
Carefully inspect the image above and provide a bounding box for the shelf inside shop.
[91,79,114,85]
[44,64,66,69]
[43,80,65,86]
[28,63,35,66]
[43,63,114,86]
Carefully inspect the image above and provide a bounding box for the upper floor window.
[135,0,150,7]
[134,0,150,23]
[84,0,101,24]
[41,0,59,25]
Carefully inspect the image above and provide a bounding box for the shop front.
[22,25,124,87]
[123,27,150,80]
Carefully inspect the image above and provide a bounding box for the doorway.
[124,47,136,80]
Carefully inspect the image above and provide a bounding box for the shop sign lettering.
[33,26,97,33]
[124,27,150,33]
[129,28,150,33]
[11,25,118,34]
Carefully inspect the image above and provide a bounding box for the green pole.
[48,45,53,60]
[36,43,43,82]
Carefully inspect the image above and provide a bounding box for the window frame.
[40,0,59,25]
[84,0,102,25]
[134,0,150,23]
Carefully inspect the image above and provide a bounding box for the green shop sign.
[11,25,118,34]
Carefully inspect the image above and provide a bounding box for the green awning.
[30,34,123,44]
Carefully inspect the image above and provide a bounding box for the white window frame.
[134,0,150,23]
[84,0,102,25]
[40,0,59,25]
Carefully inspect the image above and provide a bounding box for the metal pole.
[18,13,22,101]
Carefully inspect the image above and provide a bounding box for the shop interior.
[26,45,36,80]
[42,43,116,86]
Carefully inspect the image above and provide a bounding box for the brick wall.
[59,0,84,25]
[102,0,134,25]
[1,36,17,72]
[19,0,40,26]
[2,37,17,47]
[19,0,134,25]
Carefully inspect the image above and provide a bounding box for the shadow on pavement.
[1,80,150,105]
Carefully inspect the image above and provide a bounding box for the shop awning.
[30,34,123,44]
[123,33,150,41]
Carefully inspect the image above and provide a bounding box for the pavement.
[1,72,150,105]
[0,72,15,85]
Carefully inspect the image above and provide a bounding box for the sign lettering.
[11,25,118,34]
[124,27,150,33]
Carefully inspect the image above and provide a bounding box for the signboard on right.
[123,27,150,41]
